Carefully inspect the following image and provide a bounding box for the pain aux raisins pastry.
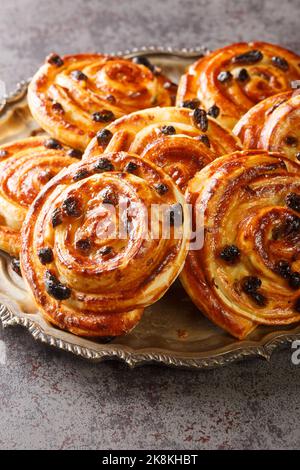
[233,89,300,163]
[0,137,78,257]
[20,151,190,337]
[177,42,300,129]
[181,150,300,339]
[28,53,176,151]
[83,107,241,192]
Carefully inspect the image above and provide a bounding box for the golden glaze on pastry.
[20,151,190,337]
[28,53,176,150]
[233,90,300,163]
[177,42,300,129]
[0,137,77,256]
[181,150,300,339]
[83,107,241,191]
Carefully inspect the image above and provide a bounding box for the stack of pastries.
[1,42,300,340]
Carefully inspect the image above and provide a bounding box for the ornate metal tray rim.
[1,300,299,369]
[0,46,298,369]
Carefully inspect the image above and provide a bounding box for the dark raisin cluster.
[96,129,113,147]
[161,125,176,135]
[182,99,200,110]
[271,56,289,71]
[38,247,54,265]
[154,183,169,195]
[219,245,240,264]
[44,138,63,150]
[11,258,21,276]
[47,54,64,67]
[193,108,208,132]
[51,208,63,227]
[73,168,90,181]
[217,71,232,83]
[198,134,210,148]
[76,238,93,253]
[93,158,114,172]
[92,110,115,123]
[132,56,156,73]
[52,102,64,114]
[275,260,300,290]
[67,149,83,159]
[233,50,263,64]
[100,188,118,206]
[207,105,220,118]
[71,70,88,81]
[124,161,138,173]
[241,276,267,307]
[62,197,82,217]
[237,68,250,82]
[45,270,71,300]
[273,214,300,240]
[286,193,300,213]
[99,246,113,257]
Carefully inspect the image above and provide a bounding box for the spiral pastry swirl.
[177,42,300,129]
[28,53,176,150]
[83,107,241,192]
[0,137,77,257]
[20,151,190,337]
[233,90,300,163]
[181,150,300,339]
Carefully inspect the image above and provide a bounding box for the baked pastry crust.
[0,137,77,256]
[20,151,190,337]
[83,107,241,191]
[28,53,176,150]
[181,150,300,339]
[176,42,300,129]
[233,90,300,163]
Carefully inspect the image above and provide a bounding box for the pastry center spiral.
[35,172,181,295]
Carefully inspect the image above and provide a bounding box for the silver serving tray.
[0,47,299,369]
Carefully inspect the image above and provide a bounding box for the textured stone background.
[0,0,300,450]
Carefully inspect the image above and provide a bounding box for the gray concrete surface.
[0,0,300,450]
